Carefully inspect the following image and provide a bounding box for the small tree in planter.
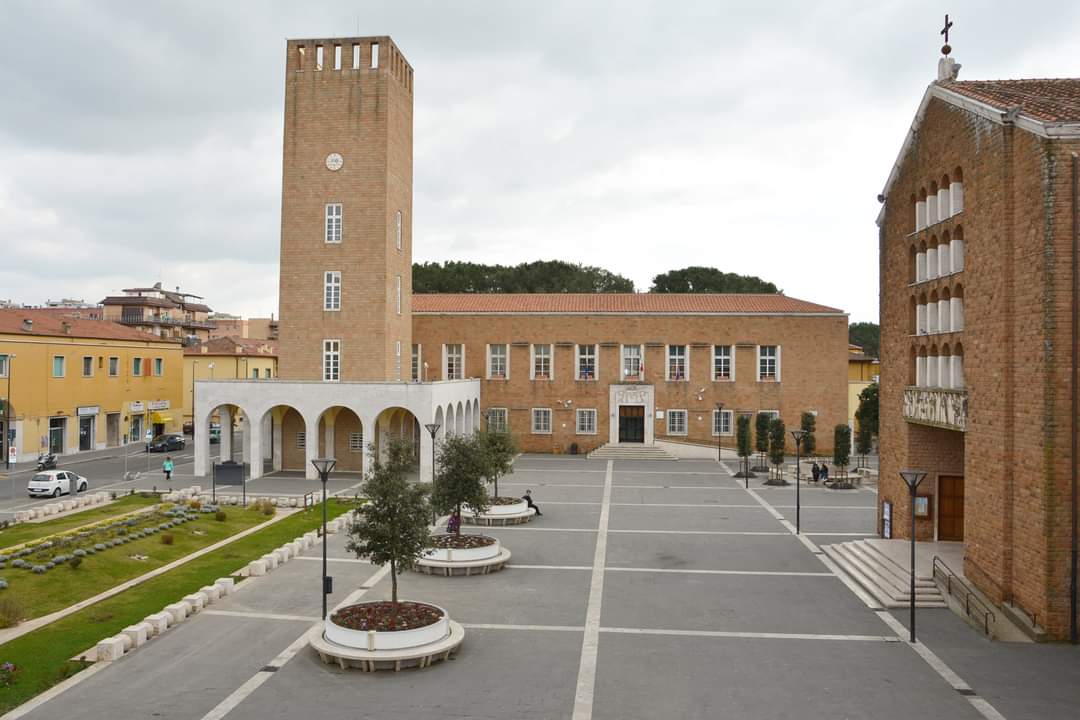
[735,414,754,478]
[433,434,489,532]
[753,413,771,472]
[831,425,854,489]
[478,430,518,499]
[765,417,787,485]
[854,410,874,470]
[346,439,431,610]
[800,412,817,460]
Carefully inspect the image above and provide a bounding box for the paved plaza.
[12,455,1079,719]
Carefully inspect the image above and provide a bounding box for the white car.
[27,470,88,498]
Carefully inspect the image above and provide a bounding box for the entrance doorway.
[49,417,66,454]
[131,415,144,446]
[106,413,120,447]
[78,416,94,452]
[618,405,645,443]
[938,475,965,541]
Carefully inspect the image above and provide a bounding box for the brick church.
[193,37,846,486]
[877,48,1080,640]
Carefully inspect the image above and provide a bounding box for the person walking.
[820,462,829,485]
[523,489,542,517]
[163,455,174,481]
[811,462,821,483]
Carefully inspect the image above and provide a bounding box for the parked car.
[148,433,186,452]
[28,470,88,498]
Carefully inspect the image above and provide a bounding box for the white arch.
[445,404,456,437]
[473,399,481,432]
[464,401,473,437]
[455,401,464,435]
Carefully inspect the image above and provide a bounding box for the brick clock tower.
[277,36,414,382]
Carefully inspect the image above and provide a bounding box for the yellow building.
[848,343,880,430]
[0,309,183,463]
[182,337,278,427]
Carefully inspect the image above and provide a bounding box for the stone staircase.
[587,443,678,461]
[822,539,947,609]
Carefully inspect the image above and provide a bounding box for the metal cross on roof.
[940,14,954,55]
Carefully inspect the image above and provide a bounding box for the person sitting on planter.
[522,489,542,517]
[446,510,461,534]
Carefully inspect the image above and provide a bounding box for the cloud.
[1,0,1078,322]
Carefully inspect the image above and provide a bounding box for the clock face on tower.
[325,153,344,171]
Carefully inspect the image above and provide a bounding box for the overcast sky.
[1,1,1078,324]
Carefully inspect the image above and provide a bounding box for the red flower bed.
[330,601,443,632]
[489,496,525,506]
[429,533,495,550]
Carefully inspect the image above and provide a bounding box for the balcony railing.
[118,315,217,330]
[903,386,968,432]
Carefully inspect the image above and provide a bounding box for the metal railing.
[932,555,996,636]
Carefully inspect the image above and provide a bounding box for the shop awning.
[150,413,173,424]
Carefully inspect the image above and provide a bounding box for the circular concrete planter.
[466,498,528,516]
[461,499,535,526]
[325,601,449,651]
[416,535,511,576]
[422,535,500,563]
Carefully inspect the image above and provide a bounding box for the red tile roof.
[184,337,278,356]
[411,293,844,315]
[939,79,1080,123]
[0,309,180,344]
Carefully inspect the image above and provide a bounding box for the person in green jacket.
[163,456,174,481]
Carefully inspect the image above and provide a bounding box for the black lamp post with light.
[790,428,806,534]
[899,469,927,643]
[424,423,441,523]
[311,457,337,620]
[715,402,724,463]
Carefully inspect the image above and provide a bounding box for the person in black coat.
[811,462,821,483]
[522,489,542,516]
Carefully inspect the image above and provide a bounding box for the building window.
[757,345,780,382]
[296,432,306,449]
[667,409,688,435]
[667,345,688,381]
[532,344,552,380]
[349,432,363,452]
[445,344,463,380]
[713,345,733,381]
[395,340,402,380]
[395,210,403,250]
[488,344,508,379]
[577,344,596,380]
[153,358,163,376]
[132,357,142,377]
[325,203,342,243]
[324,271,341,311]
[759,410,780,421]
[622,344,642,380]
[395,275,402,315]
[323,339,340,381]
[531,408,552,434]
[82,356,93,377]
[52,355,66,378]
[108,356,119,376]
[411,344,421,381]
[252,368,259,379]
[266,368,272,379]
[576,408,597,435]
[487,407,508,433]
[713,409,733,436]
[0,354,7,378]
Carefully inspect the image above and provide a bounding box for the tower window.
[315,45,324,71]
[352,44,360,69]
[324,271,341,311]
[395,340,402,380]
[333,45,341,70]
[371,42,379,68]
[325,203,342,243]
[395,210,403,250]
[323,339,340,382]
[395,275,402,315]
[411,344,421,381]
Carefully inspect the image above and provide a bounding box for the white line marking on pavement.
[462,623,585,632]
[606,567,835,578]
[203,609,318,622]
[600,626,901,643]
[293,556,372,564]
[491,527,798,536]
[508,564,593,570]
[572,460,613,720]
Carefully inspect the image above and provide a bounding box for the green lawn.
[0,501,353,712]
[1,506,269,620]
[0,494,159,552]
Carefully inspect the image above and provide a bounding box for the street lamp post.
[311,457,337,621]
[191,360,198,435]
[424,423,441,524]
[790,428,806,534]
[3,353,14,470]
[715,402,724,463]
[899,469,927,643]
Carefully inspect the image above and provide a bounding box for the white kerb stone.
[183,592,207,612]
[122,624,148,647]
[214,577,235,596]
[247,559,267,577]
[274,547,290,564]
[14,511,29,523]
[200,585,220,603]
[288,498,298,508]
[96,637,126,662]
[144,613,170,635]
[164,602,190,624]
[261,553,279,571]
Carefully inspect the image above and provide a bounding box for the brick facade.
[878,79,1080,639]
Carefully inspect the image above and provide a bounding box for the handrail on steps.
[932,555,996,636]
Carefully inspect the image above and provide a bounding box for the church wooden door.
[938,475,964,541]
[618,405,645,443]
